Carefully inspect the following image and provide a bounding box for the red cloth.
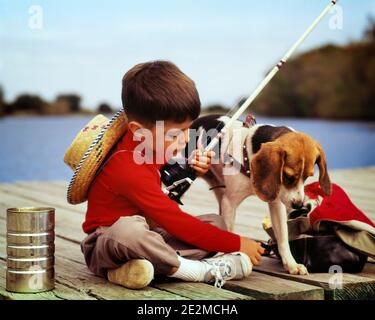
[304,182,375,228]
[83,129,241,253]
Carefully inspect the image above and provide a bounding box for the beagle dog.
[185,114,332,275]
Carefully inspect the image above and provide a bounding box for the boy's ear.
[128,121,145,137]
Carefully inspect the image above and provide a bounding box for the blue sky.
[1,0,374,110]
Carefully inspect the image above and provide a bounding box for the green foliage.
[249,21,375,120]
[8,94,47,115]
[364,16,375,42]
[97,102,113,114]
[56,94,81,112]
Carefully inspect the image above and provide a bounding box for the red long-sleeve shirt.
[84,129,241,253]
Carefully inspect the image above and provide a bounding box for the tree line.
[0,90,114,116]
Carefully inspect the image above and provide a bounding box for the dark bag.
[263,214,368,273]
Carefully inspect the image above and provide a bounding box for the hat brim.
[67,109,128,204]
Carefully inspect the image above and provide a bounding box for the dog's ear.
[315,144,332,196]
[250,142,285,202]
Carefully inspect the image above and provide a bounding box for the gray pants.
[81,213,227,277]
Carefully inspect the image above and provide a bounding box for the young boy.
[65,61,264,290]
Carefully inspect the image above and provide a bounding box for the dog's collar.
[208,114,256,192]
[226,141,251,178]
[241,141,251,177]
[225,113,256,178]
[209,140,251,191]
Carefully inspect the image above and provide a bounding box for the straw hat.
[64,109,128,204]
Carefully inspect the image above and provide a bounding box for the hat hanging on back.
[64,109,128,204]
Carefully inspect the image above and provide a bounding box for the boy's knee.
[105,215,150,243]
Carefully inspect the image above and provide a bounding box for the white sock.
[168,256,210,282]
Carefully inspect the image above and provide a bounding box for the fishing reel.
[160,158,197,205]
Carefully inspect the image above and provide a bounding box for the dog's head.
[250,132,331,209]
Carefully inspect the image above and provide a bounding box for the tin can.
[6,207,55,293]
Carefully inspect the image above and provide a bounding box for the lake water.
[0,115,374,182]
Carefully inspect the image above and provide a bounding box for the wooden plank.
[54,257,188,300]
[0,189,85,243]
[0,184,86,215]
[233,226,268,241]
[334,185,375,201]
[0,235,188,300]
[253,257,375,300]
[326,181,375,198]
[42,181,73,193]
[361,263,375,279]
[16,181,70,194]
[223,271,324,300]
[234,227,268,242]
[332,172,375,185]
[331,170,375,181]
[328,166,375,179]
[0,259,96,300]
[153,281,254,300]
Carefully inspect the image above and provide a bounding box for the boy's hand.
[240,236,265,266]
[189,150,215,176]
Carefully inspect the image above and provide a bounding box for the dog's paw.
[284,262,309,275]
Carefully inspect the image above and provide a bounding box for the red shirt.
[84,129,241,253]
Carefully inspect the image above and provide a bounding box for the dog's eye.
[283,174,295,184]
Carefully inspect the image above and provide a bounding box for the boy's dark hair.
[121,61,201,126]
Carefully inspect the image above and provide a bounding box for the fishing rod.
[161,0,338,204]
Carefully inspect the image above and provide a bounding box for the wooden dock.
[0,167,374,300]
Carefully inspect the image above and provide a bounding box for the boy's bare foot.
[107,259,154,289]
